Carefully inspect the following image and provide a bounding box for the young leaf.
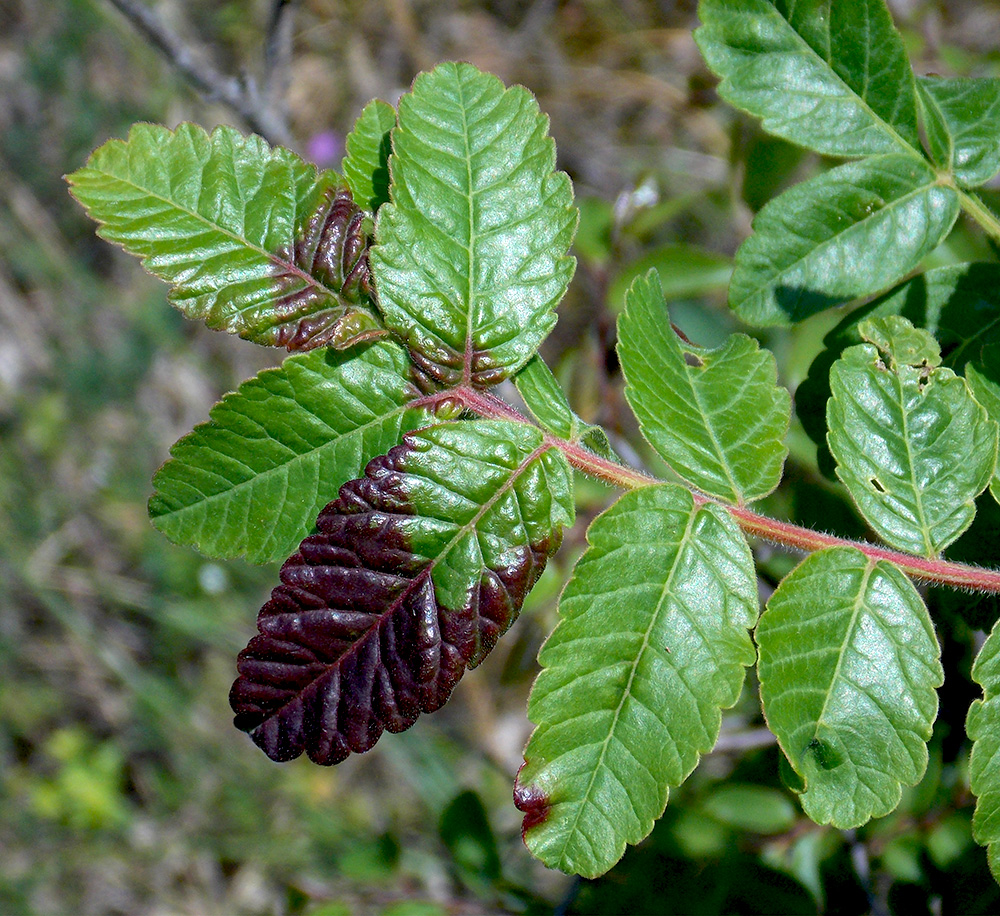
[756,546,943,829]
[918,77,1000,187]
[149,342,431,565]
[513,356,616,460]
[695,0,920,157]
[968,618,1000,881]
[618,271,790,504]
[342,99,397,212]
[515,484,758,878]
[371,62,577,387]
[68,123,381,350]
[827,316,997,556]
[230,420,573,764]
[729,155,959,326]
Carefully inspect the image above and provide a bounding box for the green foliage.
[618,270,789,504]
[64,6,1000,898]
[757,547,943,828]
[827,317,997,555]
[149,342,431,564]
[342,99,397,213]
[970,620,1000,881]
[370,62,577,387]
[518,484,758,877]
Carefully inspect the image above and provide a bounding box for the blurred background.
[4,1,1000,913]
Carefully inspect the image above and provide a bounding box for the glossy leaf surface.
[371,62,577,387]
[67,123,379,349]
[757,547,943,828]
[827,317,997,556]
[729,155,959,326]
[231,420,573,764]
[149,342,430,565]
[695,0,920,157]
[516,484,758,877]
[967,353,1000,505]
[342,99,397,212]
[919,77,1000,187]
[968,619,1000,881]
[618,271,790,504]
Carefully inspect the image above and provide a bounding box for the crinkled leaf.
[342,99,397,212]
[918,77,1000,187]
[68,123,380,350]
[513,356,616,460]
[371,62,577,387]
[967,352,1000,505]
[230,420,573,764]
[695,0,920,157]
[149,341,430,565]
[618,271,790,504]
[828,316,997,556]
[515,484,758,878]
[756,546,943,828]
[968,619,1000,882]
[729,155,959,326]
[797,262,1000,454]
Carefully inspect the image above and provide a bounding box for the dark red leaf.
[229,437,557,765]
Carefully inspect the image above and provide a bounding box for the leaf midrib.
[554,503,700,873]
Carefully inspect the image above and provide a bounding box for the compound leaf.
[230,420,573,764]
[516,484,758,878]
[68,123,381,350]
[618,271,790,504]
[149,342,431,565]
[918,77,1000,187]
[695,0,920,157]
[730,155,959,326]
[757,546,943,828]
[342,99,397,212]
[371,62,577,387]
[968,619,1000,881]
[828,317,997,556]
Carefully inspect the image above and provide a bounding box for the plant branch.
[103,0,293,147]
[450,384,1000,595]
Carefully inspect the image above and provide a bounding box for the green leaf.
[370,62,577,387]
[695,0,920,157]
[68,123,381,349]
[967,353,1000,505]
[149,342,431,564]
[729,155,960,326]
[618,271,790,504]
[513,356,617,460]
[827,316,997,556]
[516,484,758,878]
[968,619,1000,882]
[608,244,732,311]
[756,546,943,828]
[918,77,1000,187]
[342,99,397,212]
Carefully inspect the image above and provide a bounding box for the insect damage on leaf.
[273,181,382,351]
[229,426,568,765]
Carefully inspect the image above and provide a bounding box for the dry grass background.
[3,1,1000,914]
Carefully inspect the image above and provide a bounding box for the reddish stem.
[444,385,1000,596]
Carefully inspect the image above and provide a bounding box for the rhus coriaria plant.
[68,1,1000,880]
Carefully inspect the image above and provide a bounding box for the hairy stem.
[447,385,1000,596]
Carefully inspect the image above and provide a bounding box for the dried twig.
[103,0,293,147]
